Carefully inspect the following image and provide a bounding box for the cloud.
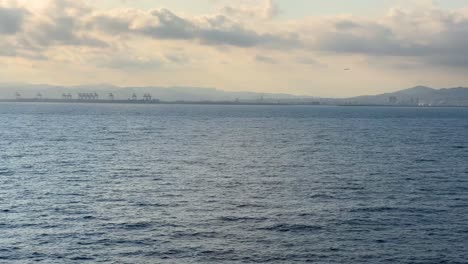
[295,57,325,67]
[83,2,468,69]
[0,0,106,60]
[2,0,468,71]
[0,42,18,56]
[88,8,298,48]
[165,53,190,64]
[97,56,162,70]
[220,0,279,20]
[23,0,106,48]
[255,55,277,64]
[0,6,28,35]
[309,7,468,67]
[0,41,47,60]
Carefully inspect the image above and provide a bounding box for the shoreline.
[0,98,319,106]
[0,98,466,107]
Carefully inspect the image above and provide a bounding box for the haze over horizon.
[2,0,468,97]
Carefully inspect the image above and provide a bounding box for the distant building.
[389,96,398,104]
[409,98,419,105]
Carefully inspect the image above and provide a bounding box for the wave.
[258,223,323,232]
[217,216,267,222]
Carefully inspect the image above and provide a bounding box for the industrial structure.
[11,92,161,104]
[62,93,73,100]
[143,93,152,101]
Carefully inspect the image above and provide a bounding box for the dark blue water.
[1,103,467,263]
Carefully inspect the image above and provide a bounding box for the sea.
[0,103,467,263]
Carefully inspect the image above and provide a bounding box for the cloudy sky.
[1,0,468,97]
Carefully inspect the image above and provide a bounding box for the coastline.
[1,98,467,107]
[0,98,319,106]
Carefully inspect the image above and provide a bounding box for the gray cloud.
[0,43,17,57]
[140,9,198,40]
[87,14,133,34]
[165,53,190,64]
[0,7,28,35]
[27,0,106,48]
[88,9,299,48]
[1,0,106,57]
[199,26,298,48]
[0,41,47,60]
[334,20,359,31]
[315,18,432,56]
[255,55,277,64]
[27,17,107,48]
[313,9,468,67]
[317,31,434,56]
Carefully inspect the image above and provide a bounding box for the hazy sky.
[1,0,468,97]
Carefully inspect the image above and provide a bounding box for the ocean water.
[0,103,467,263]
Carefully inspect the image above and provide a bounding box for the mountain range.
[346,86,468,106]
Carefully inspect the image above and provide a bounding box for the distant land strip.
[0,98,321,106]
[2,85,468,106]
[2,98,468,107]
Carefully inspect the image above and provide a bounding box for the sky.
[1,0,468,97]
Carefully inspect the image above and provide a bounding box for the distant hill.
[0,83,314,103]
[346,86,468,106]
